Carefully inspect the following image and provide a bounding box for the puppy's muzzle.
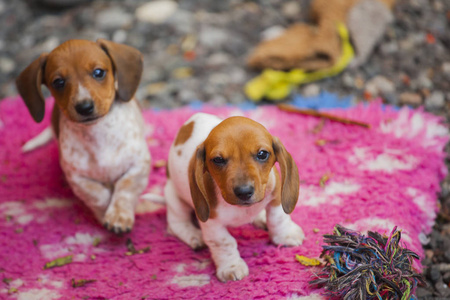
[75,100,95,117]
[234,184,255,204]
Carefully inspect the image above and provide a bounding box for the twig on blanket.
[277,104,371,128]
[71,278,96,288]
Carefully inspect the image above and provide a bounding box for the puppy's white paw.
[168,224,205,250]
[216,258,249,282]
[271,222,305,246]
[103,207,135,234]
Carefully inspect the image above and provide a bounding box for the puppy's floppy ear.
[97,39,143,102]
[272,136,300,214]
[15,53,48,123]
[189,144,216,222]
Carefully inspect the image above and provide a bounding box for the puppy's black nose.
[234,185,255,201]
[75,101,95,116]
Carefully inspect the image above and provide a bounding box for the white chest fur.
[58,100,150,183]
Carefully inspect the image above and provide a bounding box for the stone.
[442,62,450,75]
[399,92,422,106]
[198,26,229,49]
[206,52,231,67]
[364,76,395,98]
[342,73,355,88]
[430,265,442,283]
[415,286,434,298]
[178,89,198,103]
[96,7,133,30]
[417,72,433,89]
[0,57,15,74]
[112,30,127,44]
[425,91,445,110]
[260,25,285,41]
[302,84,320,98]
[380,41,399,55]
[281,1,301,19]
[435,279,450,297]
[166,10,194,34]
[136,0,178,24]
[228,68,247,85]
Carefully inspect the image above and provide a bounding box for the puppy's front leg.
[201,220,249,282]
[266,203,305,246]
[165,179,205,249]
[66,173,112,221]
[103,164,150,234]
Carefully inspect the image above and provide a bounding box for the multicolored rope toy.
[310,225,425,300]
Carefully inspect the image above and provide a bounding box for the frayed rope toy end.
[309,225,425,300]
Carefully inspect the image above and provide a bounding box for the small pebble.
[302,84,320,98]
[135,0,178,24]
[399,92,422,106]
[425,91,445,110]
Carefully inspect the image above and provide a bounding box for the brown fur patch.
[166,163,170,178]
[174,121,194,146]
[188,149,218,221]
[51,105,60,138]
[270,166,282,207]
[177,149,182,156]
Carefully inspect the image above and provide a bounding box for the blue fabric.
[189,92,355,110]
[290,91,354,109]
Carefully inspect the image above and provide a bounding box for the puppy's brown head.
[189,116,300,222]
[15,39,143,123]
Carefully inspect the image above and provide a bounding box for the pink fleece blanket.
[0,98,447,299]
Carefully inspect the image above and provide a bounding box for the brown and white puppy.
[165,113,304,282]
[16,39,151,234]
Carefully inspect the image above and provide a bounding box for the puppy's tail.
[22,126,54,152]
[140,193,166,204]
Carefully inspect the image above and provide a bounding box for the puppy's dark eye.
[92,68,106,80]
[52,78,65,90]
[256,150,270,162]
[212,157,227,166]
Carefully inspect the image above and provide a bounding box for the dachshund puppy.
[16,39,151,234]
[165,113,304,282]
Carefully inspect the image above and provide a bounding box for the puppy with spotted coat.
[165,113,305,282]
[16,39,151,234]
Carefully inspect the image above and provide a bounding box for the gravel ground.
[1,0,450,298]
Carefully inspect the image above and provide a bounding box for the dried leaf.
[2,278,12,285]
[125,238,150,256]
[295,255,322,266]
[71,278,96,288]
[319,173,331,188]
[153,159,167,168]
[44,255,73,269]
[92,237,101,247]
[315,139,327,146]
